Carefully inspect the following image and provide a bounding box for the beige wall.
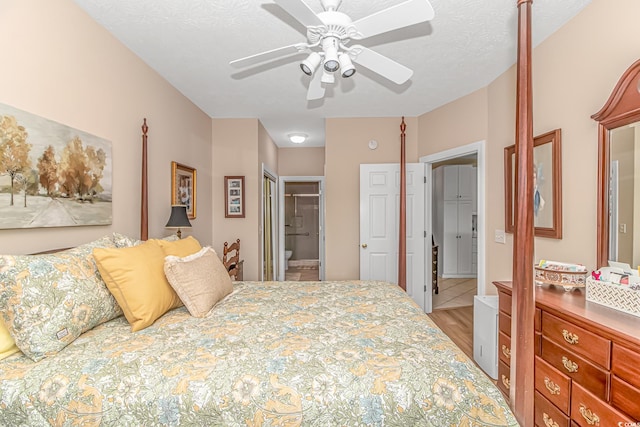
[418,0,640,288]
[418,87,489,158]
[278,147,325,177]
[212,118,261,280]
[325,117,418,280]
[0,0,212,254]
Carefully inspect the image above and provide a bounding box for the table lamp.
[165,205,192,238]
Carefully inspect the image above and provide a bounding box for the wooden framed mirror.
[592,59,640,268]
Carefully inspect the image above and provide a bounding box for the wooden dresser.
[493,281,640,426]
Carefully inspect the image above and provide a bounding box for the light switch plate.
[495,230,506,244]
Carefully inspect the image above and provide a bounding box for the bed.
[0,278,516,426]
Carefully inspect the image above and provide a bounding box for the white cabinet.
[443,164,475,201]
[433,165,477,278]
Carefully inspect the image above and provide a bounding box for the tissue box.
[534,266,587,290]
[586,277,640,317]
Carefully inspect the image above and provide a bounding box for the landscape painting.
[0,103,112,229]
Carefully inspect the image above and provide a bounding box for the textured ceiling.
[72,0,591,147]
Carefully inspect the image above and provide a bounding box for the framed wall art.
[0,102,112,229]
[224,176,245,218]
[504,128,562,239]
[171,162,196,219]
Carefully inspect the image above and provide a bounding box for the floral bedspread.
[0,280,517,426]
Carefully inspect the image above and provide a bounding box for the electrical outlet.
[495,229,506,244]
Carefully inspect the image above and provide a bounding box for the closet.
[433,164,477,278]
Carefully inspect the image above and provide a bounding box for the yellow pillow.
[0,318,19,360]
[93,240,183,332]
[154,236,202,257]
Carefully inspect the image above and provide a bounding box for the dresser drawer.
[536,331,542,356]
[499,312,511,337]
[498,360,511,397]
[541,337,609,400]
[499,332,511,366]
[571,382,634,427]
[612,343,640,389]
[535,356,571,415]
[499,290,512,316]
[542,312,611,369]
[535,391,570,427]
[610,375,640,421]
[535,308,541,332]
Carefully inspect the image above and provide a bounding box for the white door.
[360,163,426,311]
[457,200,474,274]
[442,200,458,276]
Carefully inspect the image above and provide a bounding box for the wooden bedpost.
[511,0,535,425]
[141,118,149,241]
[398,117,407,291]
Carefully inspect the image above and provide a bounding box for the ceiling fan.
[229,0,435,100]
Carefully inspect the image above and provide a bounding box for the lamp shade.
[166,205,192,228]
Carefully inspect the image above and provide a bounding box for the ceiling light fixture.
[288,133,307,144]
[339,53,356,78]
[322,37,340,73]
[300,52,322,76]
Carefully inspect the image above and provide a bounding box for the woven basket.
[534,266,587,290]
[586,277,640,317]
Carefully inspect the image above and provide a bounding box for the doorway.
[420,141,487,308]
[262,166,278,281]
[278,176,325,281]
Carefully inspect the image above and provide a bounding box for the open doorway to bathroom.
[278,177,325,281]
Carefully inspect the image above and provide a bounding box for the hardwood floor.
[428,306,473,360]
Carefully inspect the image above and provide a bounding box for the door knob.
[361,243,368,248]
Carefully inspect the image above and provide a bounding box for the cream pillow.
[93,240,183,332]
[0,318,19,360]
[164,247,233,317]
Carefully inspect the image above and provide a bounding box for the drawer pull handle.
[501,345,511,359]
[561,356,578,373]
[501,374,510,390]
[579,404,600,426]
[543,413,559,427]
[544,377,560,395]
[562,329,579,345]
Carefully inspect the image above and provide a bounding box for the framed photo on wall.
[171,162,197,219]
[225,176,245,218]
[504,129,562,239]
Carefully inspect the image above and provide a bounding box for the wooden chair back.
[223,239,241,280]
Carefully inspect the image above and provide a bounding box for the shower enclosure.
[283,182,320,281]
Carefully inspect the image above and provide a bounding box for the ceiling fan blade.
[275,0,325,28]
[307,69,325,100]
[349,0,434,40]
[350,46,413,84]
[230,43,307,68]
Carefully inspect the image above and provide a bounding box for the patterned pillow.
[0,236,123,361]
[112,232,179,248]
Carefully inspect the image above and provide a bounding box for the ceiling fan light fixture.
[339,53,356,78]
[300,52,322,76]
[288,133,307,144]
[322,37,340,72]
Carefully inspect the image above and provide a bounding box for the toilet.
[284,250,293,270]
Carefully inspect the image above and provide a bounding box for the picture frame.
[171,162,197,219]
[504,128,562,239]
[224,176,245,218]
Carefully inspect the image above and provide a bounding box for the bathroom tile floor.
[285,266,319,281]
